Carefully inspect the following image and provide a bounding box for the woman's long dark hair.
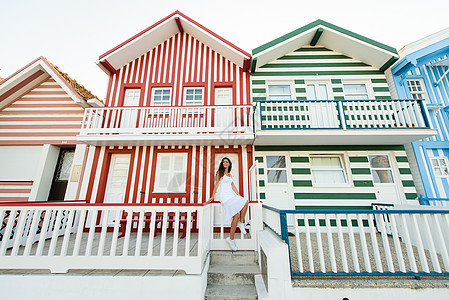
[216,157,232,180]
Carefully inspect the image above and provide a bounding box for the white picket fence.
[0,202,261,274]
[80,105,253,135]
[263,205,449,276]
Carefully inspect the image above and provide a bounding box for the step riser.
[207,273,255,285]
[210,254,258,266]
[204,296,257,300]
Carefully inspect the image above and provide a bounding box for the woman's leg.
[239,201,249,223]
[230,213,240,240]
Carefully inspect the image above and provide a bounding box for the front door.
[104,154,131,203]
[214,88,233,128]
[48,148,75,201]
[263,155,293,210]
[214,153,239,225]
[369,155,401,204]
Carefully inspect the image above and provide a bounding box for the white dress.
[219,174,247,221]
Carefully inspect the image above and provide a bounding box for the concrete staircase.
[205,251,260,300]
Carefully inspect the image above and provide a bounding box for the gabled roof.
[0,57,100,110]
[391,27,449,75]
[252,19,398,72]
[98,11,251,74]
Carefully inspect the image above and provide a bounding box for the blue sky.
[1,0,448,99]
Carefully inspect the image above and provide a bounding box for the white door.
[369,155,401,204]
[120,89,140,129]
[215,88,233,128]
[214,153,239,225]
[263,155,293,210]
[104,154,131,223]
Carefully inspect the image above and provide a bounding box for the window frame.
[368,154,395,184]
[406,78,429,102]
[266,82,294,101]
[183,87,204,106]
[265,155,288,184]
[214,87,233,105]
[150,87,172,107]
[310,154,350,187]
[153,153,188,193]
[342,81,373,100]
[431,157,449,178]
[305,81,333,101]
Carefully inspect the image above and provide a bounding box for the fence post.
[337,101,347,130]
[279,211,293,275]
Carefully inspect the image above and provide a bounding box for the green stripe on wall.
[295,47,332,52]
[292,168,311,174]
[255,157,264,163]
[396,156,409,162]
[333,87,344,93]
[295,80,305,84]
[351,168,371,174]
[252,70,385,76]
[405,193,418,200]
[331,79,342,84]
[252,88,266,93]
[260,193,265,200]
[259,180,265,187]
[294,193,376,199]
[349,156,369,163]
[295,88,306,93]
[255,145,405,151]
[399,168,412,174]
[371,79,388,83]
[278,54,350,60]
[259,168,264,174]
[375,96,392,99]
[252,80,265,84]
[402,180,415,187]
[261,62,369,68]
[353,180,374,187]
[373,87,390,92]
[291,157,310,163]
[293,180,313,187]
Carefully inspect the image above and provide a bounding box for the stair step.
[207,265,260,285]
[210,251,258,265]
[204,284,257,300]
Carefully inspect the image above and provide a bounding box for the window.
[151,88,171,106]
[266,155,287,183]
[124,89,141,106]
[407,79,427,101]
[154,153,188,193]
[432,157,449,178]
[306,83,329,100]
[369,155,394,183]
[343,84,369,100]
[310,156,347,185]
[215,88,232,105]
[267,85,292,100]
[184,88,204,106]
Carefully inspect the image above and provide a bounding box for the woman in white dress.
[208,157,249,250]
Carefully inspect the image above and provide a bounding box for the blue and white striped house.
[387,28,449,202]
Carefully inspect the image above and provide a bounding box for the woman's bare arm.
[208,175,220,202]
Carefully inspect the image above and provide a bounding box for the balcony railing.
[257,99,430,130]
[420,196,449,207]
[0,201,262,274]
[80,105,253,136]
[263,204,449,277]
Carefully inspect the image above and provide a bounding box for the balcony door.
[120,89,140,129]
[215,88,233,128]
[306,82,338,128]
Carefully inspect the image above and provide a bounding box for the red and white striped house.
[78,11,254,206]
[0,57,102,203]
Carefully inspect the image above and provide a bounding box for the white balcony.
[254,99,437,145]
[79,105,254,146]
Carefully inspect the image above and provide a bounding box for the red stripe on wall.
[131,146,144,203]
[0,132,78,137]
[140,146,151,203]
[0,189,31,193]
[0,70,45,102]
[85,147,101,203]
[0,124,82,130]
[0,197,29,202]
[0,182,33,186]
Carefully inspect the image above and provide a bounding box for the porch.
[254,99,436,145]
[78,105,254,146]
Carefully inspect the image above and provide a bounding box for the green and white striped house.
[250,20,436,210]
